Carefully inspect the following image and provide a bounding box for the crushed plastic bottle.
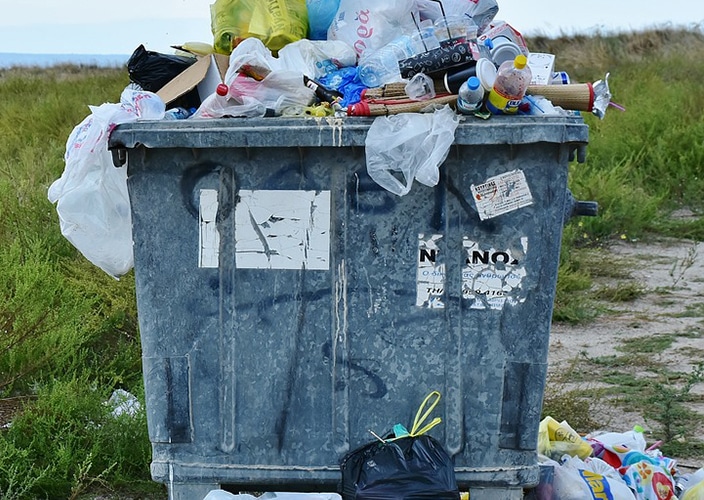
[404,73,436,101]
[357,35,415,88]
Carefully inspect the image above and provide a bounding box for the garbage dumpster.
[108,115,588,500]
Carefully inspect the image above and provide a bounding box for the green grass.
[2,28,704,496]
[0,66,157,498]
[617,334,676,354]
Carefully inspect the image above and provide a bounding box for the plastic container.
[108,116,589,500]
[434,15,468,46]
[456,76,485,114]
[411,19,441,53]
[489,36,522,67]
[486,54,532,115]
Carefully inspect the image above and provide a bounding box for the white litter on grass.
[204,491,342,500]
[105,389,141,418]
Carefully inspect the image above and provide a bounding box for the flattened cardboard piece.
[156,53,230,105]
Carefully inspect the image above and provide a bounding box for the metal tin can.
[551,71,571,85]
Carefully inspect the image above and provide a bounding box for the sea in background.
[0,53,130,69]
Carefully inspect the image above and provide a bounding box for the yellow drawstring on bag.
[409,390,442,437]
[370,390,444,442]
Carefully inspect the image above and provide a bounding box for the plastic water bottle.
[456,76,485,114]
[486,54,532,115]
[192,83,236,119]
[357,36,415,88]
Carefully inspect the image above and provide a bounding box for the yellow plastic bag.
[681,468,704,500]
[211,0,308,55]
[538,416,593,460]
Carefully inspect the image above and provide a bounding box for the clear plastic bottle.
[456,76,485,114]
[357,35,415,88]
[192,84,239,119]
[486,54,532,115]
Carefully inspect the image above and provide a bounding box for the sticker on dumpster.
[199,189,220,268]
[235,190,331,270]
[470,169,533,220]
[461,238,528,310]
[416,234,445,309]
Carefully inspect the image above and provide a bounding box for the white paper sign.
[416,234,445,309]
[235,190,331,270]
[470,169,533,220]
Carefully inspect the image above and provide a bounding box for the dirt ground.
[547,236,704,471]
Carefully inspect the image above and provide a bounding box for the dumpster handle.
[112,148,127,167]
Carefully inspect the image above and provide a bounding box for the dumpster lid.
[108,115,588,150]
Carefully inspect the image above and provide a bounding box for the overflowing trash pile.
[533,416,704,499]
[48,0,619,278]
[125,0,616,122]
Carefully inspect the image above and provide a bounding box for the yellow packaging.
[211,0,308,55]
[538,416,592,459]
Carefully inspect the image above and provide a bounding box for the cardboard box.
[477,21,529,56]
[156,53,230,106]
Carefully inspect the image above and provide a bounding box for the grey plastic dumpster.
[109,115,588,500]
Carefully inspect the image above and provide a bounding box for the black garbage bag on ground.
[340,433,460,500]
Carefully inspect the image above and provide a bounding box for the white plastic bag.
[259,494,342,499]
[192,93,268,119]
[278,39,357,78]
[327,0,417,56]
[203,493,341,500]
[365,105,459,196]
[203,491,256,500]
[200,37,314,118]
[47,88,165,278]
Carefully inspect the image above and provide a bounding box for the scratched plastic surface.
[109,115,588,498]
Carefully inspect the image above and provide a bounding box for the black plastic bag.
[127,44,196,92]
[340,434,460,500]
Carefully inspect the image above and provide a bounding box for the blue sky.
[1,0,702,55]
